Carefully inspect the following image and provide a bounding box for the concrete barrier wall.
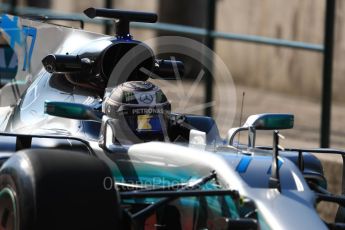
[216,0,325,100]
[216,0,345,103]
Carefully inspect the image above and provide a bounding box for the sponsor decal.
[137,114,153,130]
[136,114,162,132]
[139,94,154,104]
[132,108,164,115]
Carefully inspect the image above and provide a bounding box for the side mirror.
[226,113,294,147]
[244,113,294,130]
[42,54,92,74]
[44,101,102,121]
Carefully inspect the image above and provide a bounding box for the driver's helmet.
[103,81,171,143]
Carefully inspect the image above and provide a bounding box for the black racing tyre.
[0,149,121,230]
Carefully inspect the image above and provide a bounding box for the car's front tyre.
[0,149,121,230]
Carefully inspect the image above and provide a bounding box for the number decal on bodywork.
[0,15,37,71]
[22,26,37,71]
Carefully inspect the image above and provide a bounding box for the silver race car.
[0,7,343,230]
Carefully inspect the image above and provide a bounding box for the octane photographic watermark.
[103,176,191,191]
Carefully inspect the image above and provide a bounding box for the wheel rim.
[0,188,17,230]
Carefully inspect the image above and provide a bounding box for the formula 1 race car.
[0,7,345,230]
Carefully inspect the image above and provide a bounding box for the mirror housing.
[244,113,294,130]
[44,101,102,121]
[42,54,92,74]
[227,113,294,147]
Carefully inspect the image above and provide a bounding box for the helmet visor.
[112,112,168,142]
